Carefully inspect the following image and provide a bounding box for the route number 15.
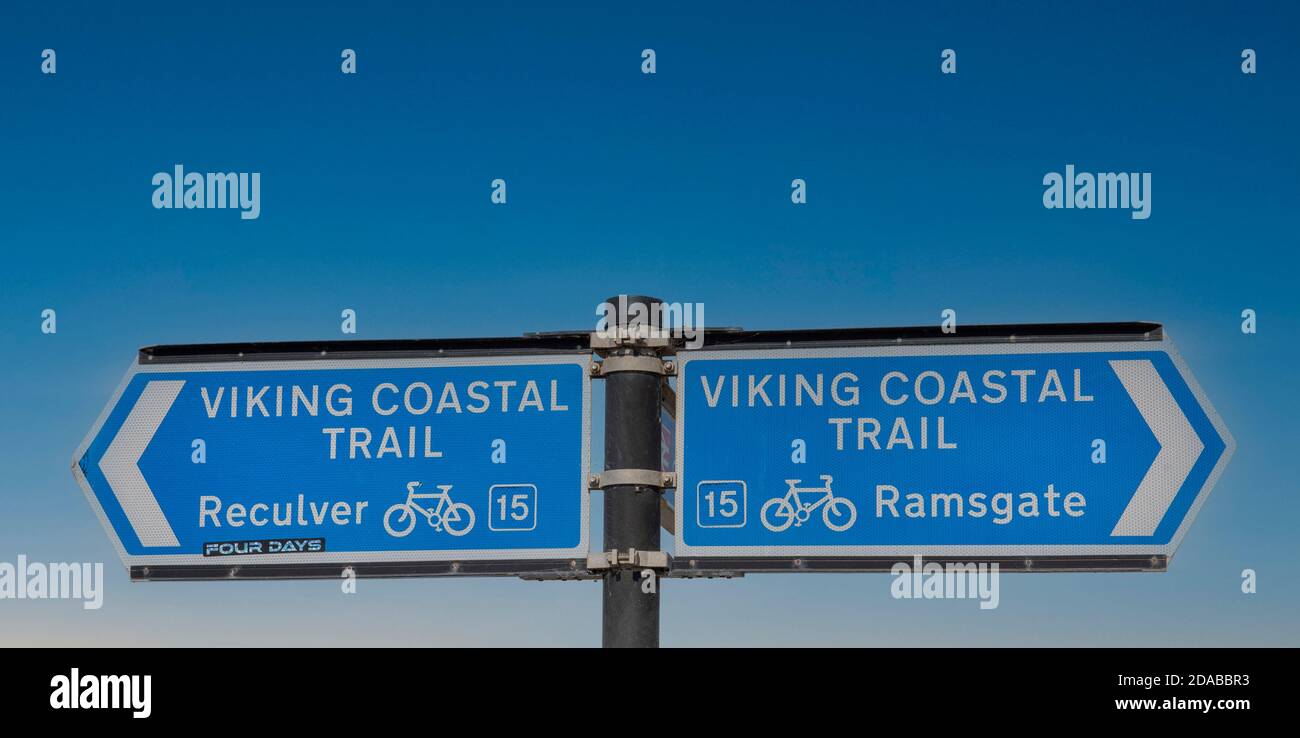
[488,484,538,532]
[696,480,747,529]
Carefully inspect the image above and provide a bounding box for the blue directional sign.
[74,355,590,569]
[674,339,1233,559]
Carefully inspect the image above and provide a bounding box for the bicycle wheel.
[760,498,796,532]
[442,503,476,536]
[823,496,857,532]
[383,505,416,537]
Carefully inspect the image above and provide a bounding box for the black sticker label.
[202,538,325,557]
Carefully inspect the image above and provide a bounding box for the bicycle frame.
[405,483,456,521]
[784,475,834,512]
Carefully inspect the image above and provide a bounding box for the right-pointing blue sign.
[675,338,1233,560]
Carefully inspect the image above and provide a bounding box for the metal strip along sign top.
[73,353,592,571]
[673,336,1233,563]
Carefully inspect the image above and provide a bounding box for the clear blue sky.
[1,1,1296,645]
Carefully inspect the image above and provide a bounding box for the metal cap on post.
[600,294,665,648]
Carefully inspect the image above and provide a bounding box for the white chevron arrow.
[98,380,184,547]
[1108,360,1204,537]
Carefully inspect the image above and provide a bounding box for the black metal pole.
[602,294,663,648]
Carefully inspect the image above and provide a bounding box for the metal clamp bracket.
[589,469,676,489]
[586,548,672,571]
[590,355,674,377]
[590,332,674,351]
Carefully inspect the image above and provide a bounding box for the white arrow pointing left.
[98,380,183,547]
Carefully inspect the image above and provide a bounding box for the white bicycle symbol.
[383,481,476,537]
[760,475,857,533]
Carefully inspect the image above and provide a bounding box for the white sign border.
[73,354,592,568]
[673,336,1234,560]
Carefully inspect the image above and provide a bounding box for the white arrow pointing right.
[98,380,184,547]
[1108,359,1204,537]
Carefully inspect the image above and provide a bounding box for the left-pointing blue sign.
[73,355,590,568]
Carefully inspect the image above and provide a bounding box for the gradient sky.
[1,1,1296,646]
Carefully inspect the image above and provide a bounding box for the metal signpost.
[594,296,666,647]
[73,308,1234,646]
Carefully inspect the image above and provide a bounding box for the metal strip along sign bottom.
[73,353,591,571]
[674,337,1233,563]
